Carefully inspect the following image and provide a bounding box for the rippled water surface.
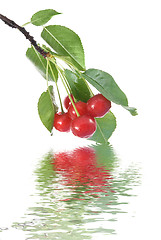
[1,143,141,239]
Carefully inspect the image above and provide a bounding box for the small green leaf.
[83,69,137,115]
[88,112,117,143]
[31,9,61,26]
[64,69,92,102]
[41,25,85,71]
[26,46,58,82]
[38,86,56,132]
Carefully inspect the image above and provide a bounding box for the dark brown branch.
[0,13,50,58]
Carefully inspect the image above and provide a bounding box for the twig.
[0,13,50,58]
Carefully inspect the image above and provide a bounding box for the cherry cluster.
[53,94,111,138]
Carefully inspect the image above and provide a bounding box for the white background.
[0,0,161,239]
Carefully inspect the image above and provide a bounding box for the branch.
[0,13,50,58]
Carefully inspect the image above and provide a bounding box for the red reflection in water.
[52,147,114,198]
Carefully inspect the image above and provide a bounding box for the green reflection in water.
[12,143,141,239]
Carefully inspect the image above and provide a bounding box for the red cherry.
[63,94,75,110]
[87,94,111,118]
[71,115,97,138]
[53,112,71,132]
[68,101,88,120]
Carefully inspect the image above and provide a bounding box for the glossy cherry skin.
[63,94,75,110]
[53,112,72,132]
[71,115,97,138]
[68,101,88,120]
[87,94,111,118]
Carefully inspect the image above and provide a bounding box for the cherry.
[63,94,75,110]
[53,112,71,132]
[87,94,111,118]
[68,101,88,120]
[71,115,97,138]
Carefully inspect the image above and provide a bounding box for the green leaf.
[26,46,58,82]
[64,69,92,102]
[38,86,56,132]
[41,25,85,71]
[31,9,61,26]
[88,112,117,143]
[83,69,137,116]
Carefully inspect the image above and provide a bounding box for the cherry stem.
[76,70,94,97]
[60,57,94,97]
[48,60,64,113]
[57,67,80,117]
[46,58,49,89]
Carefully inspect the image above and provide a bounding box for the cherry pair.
[53,94,111,138]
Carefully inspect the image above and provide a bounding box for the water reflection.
[13,143,141,239]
